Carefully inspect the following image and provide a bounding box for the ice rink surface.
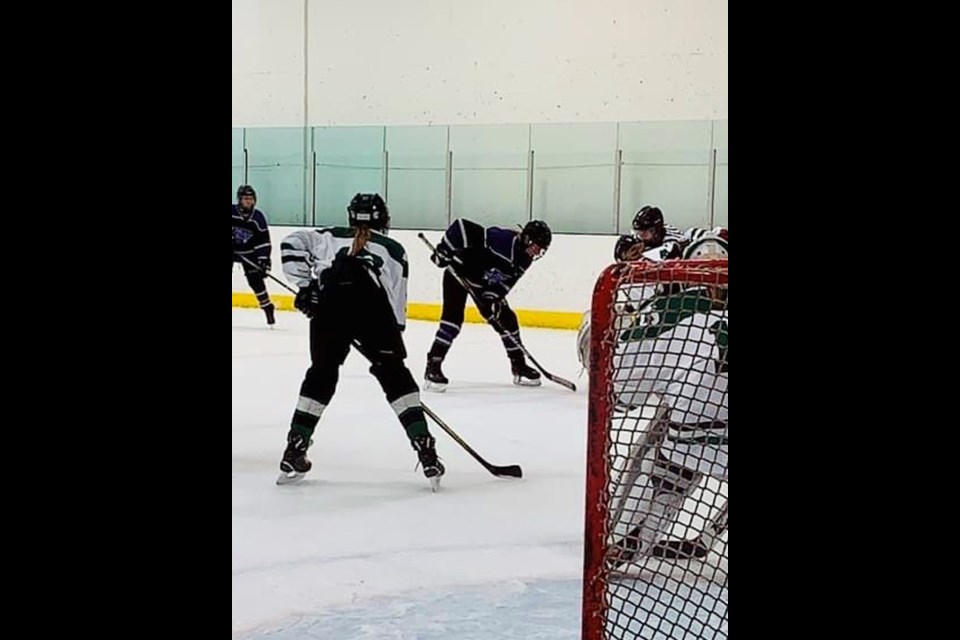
[233,307,590,639]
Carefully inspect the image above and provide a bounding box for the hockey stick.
[417,233,576,392]
[419,404,523,478]
[236,252,523,479]
[346,337,523,479]
[235,252,298,295]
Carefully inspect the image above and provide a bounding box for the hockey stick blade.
[421,403,523,478]
[540,369,576,392]
[417,233,576,392]
[345,338,523,479]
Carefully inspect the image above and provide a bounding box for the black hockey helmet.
[520,220,552,260]
[347,193,390,232]
[237,184,257,214]
[614,234,644,262]
[632,205,665,246]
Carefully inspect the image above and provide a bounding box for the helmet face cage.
[521,220,552,260]
[237,185,257,213]
[682,236,729,306]
[347,193,390,232]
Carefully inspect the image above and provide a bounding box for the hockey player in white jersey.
[580,234,729,564]
[276,193,445,490]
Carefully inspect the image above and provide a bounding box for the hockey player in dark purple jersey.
[424,218,552,390]
[232,185,276,325]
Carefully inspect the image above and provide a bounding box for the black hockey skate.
[277,431,312,485]
[510,355,541,387]
[423,357,449,392]
[263,303,276,326]
[411,434,445,492]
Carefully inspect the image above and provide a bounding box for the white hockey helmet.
[683,234,728,260]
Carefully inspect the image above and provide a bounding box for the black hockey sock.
[428,320,460,360]
[501,329,523,359]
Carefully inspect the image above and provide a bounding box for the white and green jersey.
[613,286,728,426]
[281,227,410,329]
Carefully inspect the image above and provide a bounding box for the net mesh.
[583,259,728,640]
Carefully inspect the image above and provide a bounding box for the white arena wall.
[232,0,728,127]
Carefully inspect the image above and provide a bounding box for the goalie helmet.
[683,234,728,260]
[520,220,552,260]
[237,184,257,215]
[347,193,390,232]
[684,235,728,306]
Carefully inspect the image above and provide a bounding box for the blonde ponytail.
[351,226,372,256]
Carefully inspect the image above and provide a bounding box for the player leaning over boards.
[594,205,730,346]
[424,218,552,391]
[614,205,728,264]
[276,193,444,490]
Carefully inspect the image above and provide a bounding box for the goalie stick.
[234,251,523,479]
[417,232,576,392]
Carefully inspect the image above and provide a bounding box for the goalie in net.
[581,234,728,640]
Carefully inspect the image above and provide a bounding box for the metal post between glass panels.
[310,149,317,226]
[445,150,453,226]
[707,147,717,228]
[613,148,623,233]
[525,149,535,222]
[382,150,390,202]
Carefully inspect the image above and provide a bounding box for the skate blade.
[512,377,542,387]
[276,471,307,485]
[429,476,442,492]
[423,380,447,393]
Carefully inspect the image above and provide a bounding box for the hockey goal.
[582,258,728,640]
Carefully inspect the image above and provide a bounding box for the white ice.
[233,307,590,639]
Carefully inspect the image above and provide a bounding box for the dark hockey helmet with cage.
[237,184,257,214]
[520,220,552,260]
[632,205,665,246]
[347,193,390,232]
[614,234,644,262]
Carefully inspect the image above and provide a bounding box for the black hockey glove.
[294,280,323,319]
[257,256,271,272]
[430,243,455,268]
[480,291,504,323]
